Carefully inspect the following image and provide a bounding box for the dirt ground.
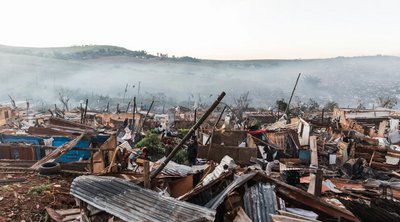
[0,171,77,222]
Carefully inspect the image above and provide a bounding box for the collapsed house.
[1,92,400,222]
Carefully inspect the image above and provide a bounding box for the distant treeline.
[0,45,200,62]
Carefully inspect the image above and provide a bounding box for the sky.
[0,0,399,60]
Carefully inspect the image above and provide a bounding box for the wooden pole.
[206,128,215,159]
[80,103,83,124]
[194,108,197,124]
[314,169,323,197]
[83,99,88,124]
[137,100,154,134]
[132,97,136,132]
[90,151,94,174]
[143,160,150,188]
[151,92,226,179]
[284,73,301,117]
[321,108,325,124]
[205,105,226,145]
[373,104,376,117]
[125,101,131,113]
[194,108,197,138]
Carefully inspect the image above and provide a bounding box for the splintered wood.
[30,134,85,170]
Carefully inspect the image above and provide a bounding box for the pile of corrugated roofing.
[243,183,277,222]
[70,175,216,222]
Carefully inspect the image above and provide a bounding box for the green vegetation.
[172,149,188,164]
[0,44,200,62]
[177,128,190,138]
[28,183,51,195]
[136,132,165,160]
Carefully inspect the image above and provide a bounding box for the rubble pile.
[0,93,399,222]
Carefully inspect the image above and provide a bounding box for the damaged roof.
[205,172,256,210]
[70,175,216,222]
[152,157,196,177]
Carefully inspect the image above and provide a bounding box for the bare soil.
[0,171,76,222]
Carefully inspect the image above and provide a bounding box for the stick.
[284,73,301,116]
[83,99,88,124]
[151,92,226,179]
[205,105,226,145]
[143,160,150,188]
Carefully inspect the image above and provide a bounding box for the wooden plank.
[143,160,150,189]
[92,135,116,174]
[56,208,80,216]
[31,134,85,170]
[46,207,63,222]
[310,136,318,167]
[369,151,375,166]
[106,147,119,173]
[314,169,323,197]
[277,210,321,222]
[62,214,80,222]
[377,120,388,136]
[271,214,314,222]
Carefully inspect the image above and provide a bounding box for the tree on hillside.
[306,98,320,111]
[276,99,288,113]
[356,99,366,110]
[377,96,397,109]
[58,90,70,111]
[324,101,338,111]
[234,91,251,120]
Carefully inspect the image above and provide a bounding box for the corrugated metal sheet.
[205,172,256,210]
[70,175,215,222]
[244,183,277,222]
[153,157,195,177]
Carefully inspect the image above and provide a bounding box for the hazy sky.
[1,0,399,60]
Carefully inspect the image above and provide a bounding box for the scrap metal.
[70,175,216,222]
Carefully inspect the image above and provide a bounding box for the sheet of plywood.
[169,175,193,198]
[310,136,318,167]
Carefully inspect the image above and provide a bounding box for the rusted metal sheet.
[0,144,36,160]
[49,117,94,130]
[27,127,73,137]
[198,144,257,164]
[211,131,248,146]
[266,132,286,149]
[178,171,232,201]
[265,130,300,150]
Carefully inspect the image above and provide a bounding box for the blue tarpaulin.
[52,137,91,163]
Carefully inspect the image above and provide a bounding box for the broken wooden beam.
[151,92,226,179]
[143,160,150,189]
[30,134,85,170]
